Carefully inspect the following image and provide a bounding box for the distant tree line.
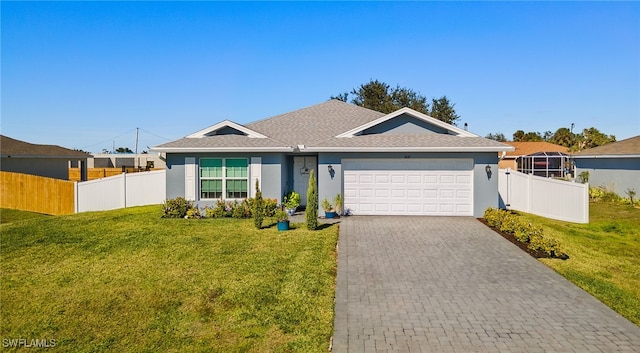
[485,127,616,151]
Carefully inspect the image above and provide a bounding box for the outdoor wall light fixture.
[485,165,492,179]
[328,165,335,179]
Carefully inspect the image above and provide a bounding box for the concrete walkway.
[332,216,640,353]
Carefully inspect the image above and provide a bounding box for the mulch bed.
[477,218,552,259]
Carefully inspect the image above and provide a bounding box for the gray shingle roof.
[572,135,640,156]
[246,100,385,146]
[153,100,513,153]
[309,134,511,151]
[1,135,91,158]
[153,134,292,151]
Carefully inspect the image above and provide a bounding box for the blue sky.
[2,1,639,153]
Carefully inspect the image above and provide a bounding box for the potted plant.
[334,193,343,216]
[275,209,290,231]
[283,191,301,216]
[322,198,337,219]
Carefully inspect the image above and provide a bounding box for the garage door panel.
[343,159,473,216]
[456,175,472,184]
[440,175,455,183]
[424,175,438,184]
[391,189,406,198]
[358,188,374,197]
[358,174,374,183]
[375,174,389,183]
[439,204,455,213]
[375,189,389,197]
[391,175,406,184]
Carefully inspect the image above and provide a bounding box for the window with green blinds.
[226,158,248,178]
[200,159,222,178]
[226,179,248,199]
[200,158,248,200]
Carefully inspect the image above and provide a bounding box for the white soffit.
[335,107,477,138]
[186,120,268,139]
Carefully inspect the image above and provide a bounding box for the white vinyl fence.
[75,170,166,213]
[498,168,589,223]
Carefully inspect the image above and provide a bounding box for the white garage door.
[343,159,474,216]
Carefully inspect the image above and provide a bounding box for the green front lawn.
[518,202,640,326]
[1,206,338,352]
[1,208,50,224]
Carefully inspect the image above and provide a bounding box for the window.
[200,158,248,199]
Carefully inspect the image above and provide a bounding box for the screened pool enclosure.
[517,152,571,178]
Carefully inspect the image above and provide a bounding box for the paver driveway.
[332,216,640,353]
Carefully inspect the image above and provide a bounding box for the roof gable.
[245,99,384,146]
[187,120,267,138]
[572,135,640,157]
[336,107,476,138]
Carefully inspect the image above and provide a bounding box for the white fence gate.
[498,168,589,223]
[75,170,166,213]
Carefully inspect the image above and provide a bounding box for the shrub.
[529,233,565,258]
[253,180,264,229]
[625,188,636,205]
[306,170,318,230]
[578,170,589,184]
[205,199,230,218]
[483,207,567,259]
[283,191,301,210]
[162,197,197,218]
[589,186,621,203]
[263,198,278,218]
[185,208,202,219]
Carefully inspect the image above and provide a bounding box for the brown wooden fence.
[0,171,75,215]
[68,168,164,181]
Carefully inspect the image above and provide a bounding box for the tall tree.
[485,133,507,142]
[578,127,616,150]
[115,147,133,153]
[549,127,575,147]
[331,79,460,125]
[429,96,460,125]
[513,130,542,142]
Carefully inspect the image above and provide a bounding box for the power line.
[81,128,137,150]
[139,128,172,141]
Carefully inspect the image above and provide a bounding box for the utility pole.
[135,127,139,169]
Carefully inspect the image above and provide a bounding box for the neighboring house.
[0,135,90,180]
[151,100,513,217]
[498,142,570,178]
[85,153,166,169]
[572,135,640,196]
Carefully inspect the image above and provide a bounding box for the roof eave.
[301,146,514,153]
[572,154,640,159]
[1,154,91,159]
[149,147,294,153]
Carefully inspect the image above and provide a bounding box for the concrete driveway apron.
[332,216,640,353]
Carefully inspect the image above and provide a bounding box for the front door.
[293,156,317,206]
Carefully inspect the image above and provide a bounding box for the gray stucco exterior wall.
[164,152,285,207]
[574,157,640,196]
[165,151,500,217]
[1,157,76,180]
[318,152,499,218]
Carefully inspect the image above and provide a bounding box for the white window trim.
[200,158,249,200]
